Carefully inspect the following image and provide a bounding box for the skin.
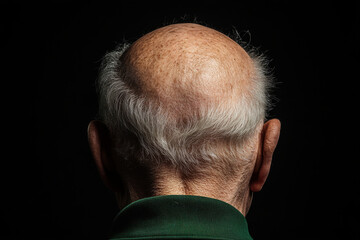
[121,23,254,117]
[88,23,281,216]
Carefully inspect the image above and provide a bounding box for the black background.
[2,1,359,239]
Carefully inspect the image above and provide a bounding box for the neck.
[122,164,252,216]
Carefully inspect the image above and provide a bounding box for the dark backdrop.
[3,1,359,239]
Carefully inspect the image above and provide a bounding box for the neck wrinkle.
[151,164,188,196]
[148,164,248,215]
[123,163,250,216]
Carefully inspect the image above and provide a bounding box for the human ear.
[250,119,281,192]
[87,120,124,192]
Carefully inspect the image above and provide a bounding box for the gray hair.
[97,36,273,172]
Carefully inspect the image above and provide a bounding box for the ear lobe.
[87,120,122,192]
[250,119,281,192]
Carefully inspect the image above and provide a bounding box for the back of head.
[98,23,272,178]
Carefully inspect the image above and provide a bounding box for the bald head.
[97,23,271,171]
[121,23,255,116]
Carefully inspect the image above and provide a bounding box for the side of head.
[88,23,280,215]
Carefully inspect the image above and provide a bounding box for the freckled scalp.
[98,23,271,172]
[121,23,255,116]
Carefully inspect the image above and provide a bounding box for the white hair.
[97,38,273,172]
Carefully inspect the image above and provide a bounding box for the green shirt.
[110,195,253,240]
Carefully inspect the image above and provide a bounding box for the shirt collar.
[110,195,253,240]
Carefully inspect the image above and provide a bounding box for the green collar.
[110,195,253,240]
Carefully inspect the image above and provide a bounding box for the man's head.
[88,23,280,215]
